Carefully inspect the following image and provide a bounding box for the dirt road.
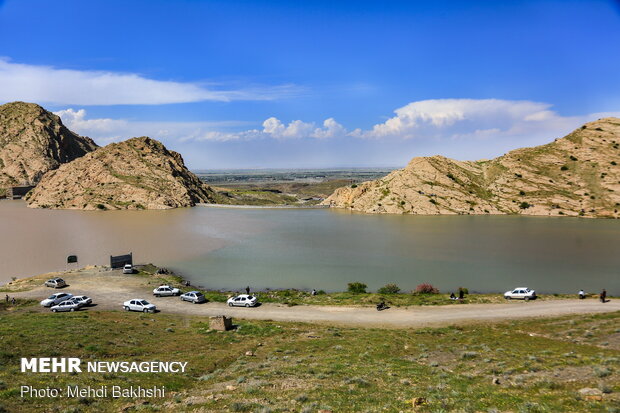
[12,268,620,328]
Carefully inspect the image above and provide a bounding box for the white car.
[153,285,181,297]
[122,264,134,274]
[180,291,207,304]
[51,300,81,312]
[123,299,156,313]
[504,287,537,300]
[40,293,73,307]
[72,295,92,307]
[227,294,258,307]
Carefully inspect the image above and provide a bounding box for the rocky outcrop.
[0,101,98,187]
[324,118,620,218]
[26,137,216,210]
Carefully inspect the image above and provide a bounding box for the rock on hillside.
[26,137,216,210]
[323,118,620,218]
[0,101,98,187]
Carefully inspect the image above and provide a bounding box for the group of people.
[578,289,608,303]
[4,294,16,305]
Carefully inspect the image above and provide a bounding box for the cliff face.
[26,137,216,210]
[0,102,98,187]
[324,118,620,218]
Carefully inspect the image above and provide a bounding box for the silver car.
[227,294,258,307]
[51,299,81,312]
[153,285,181,297]
[180,291,207,304]
[44,278,66,288]
[40,292,73,307]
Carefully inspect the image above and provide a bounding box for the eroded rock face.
[0,101,98,186]
[323,118,620,218]
[26,137,216,210]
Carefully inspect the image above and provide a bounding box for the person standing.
[245,286,250,295]
[600,289,607,303]
[4,294,8,303]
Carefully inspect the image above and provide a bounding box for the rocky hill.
[323,118,620,218]
[0,102,98,188]
[26,137,216,210]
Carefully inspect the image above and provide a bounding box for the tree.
[347,282,368,294]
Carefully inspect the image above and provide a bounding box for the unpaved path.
[10,268,620,328]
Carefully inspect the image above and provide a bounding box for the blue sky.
[1,0,620,169]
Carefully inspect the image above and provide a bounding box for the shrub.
[447,173,456,181]
[612,161,617,166]
[560,165,569,171]
[350,184,358,188]
[378,283,401,294]
[458,287,469,295]
[96,203,106,210]
[519,202,531,209]
[415,283,439,294]
[570,155,578,161]
[519,190,526,196]
[347,282,367,294]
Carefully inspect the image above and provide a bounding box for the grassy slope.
[0,300,618,412]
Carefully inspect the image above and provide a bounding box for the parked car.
[227,294,258,307]
[180,291,207,304]
[123,299,156,313]
[153,285,181,297]
[44,277,66,288]
[122,264,134,274]
[71,295,92,307]
[504,287,537,300]
[40,292,73,307]
[50,299,81,312]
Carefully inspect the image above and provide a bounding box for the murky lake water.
[1,201,619,294]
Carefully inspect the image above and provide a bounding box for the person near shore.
[11,297,15,305]
[449,292,456,300]
[311,289,317,296]
[245,286,250,295]
[578,289,586,299]
[458,288,465,300]
[4,294,8,303]
[600,289,607,303]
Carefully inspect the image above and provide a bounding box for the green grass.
[0,302,618,412]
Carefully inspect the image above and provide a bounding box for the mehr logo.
[21,358,82,373]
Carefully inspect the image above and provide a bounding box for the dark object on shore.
[245,286,250,295]
[5,294,8,303]
[11,297,16,305]
[600,289,607,303]
[449,292,456,300]
[376,301,389,311]
[578,289,586,299]
[156,268,170,275]
[209,315,233,331]
[184,280,190,287]
[311,289,317,296]
[458,289,465,300]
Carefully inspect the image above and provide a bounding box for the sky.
[1,0,620,169]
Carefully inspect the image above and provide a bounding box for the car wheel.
[525,297,530,301]
[70,308,75,312]
[193,300,198,304]
[228,302,233,307]
[124,306,129,311]
[245,303,250,307]
[143,308,148,313]
[52,309,57,312]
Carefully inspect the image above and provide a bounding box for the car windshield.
[47,295,56,299]
[247,296,254,300]
[139,300,149,305]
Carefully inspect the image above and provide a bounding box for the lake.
[1,201,619,294]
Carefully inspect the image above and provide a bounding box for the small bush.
[560,165,569,171]
[415,283,439,294]
[570,155,578,161]
[96,203,106,210]
[350,184,358,188]
[612,161,617,166]
[519,202,531,209]
[519,190,526,196]
[378,283,400,294]
[347,282,367,294]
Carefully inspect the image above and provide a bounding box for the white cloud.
[55,108,252,144]
[0,58,298,105]
[56,99,620,150]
